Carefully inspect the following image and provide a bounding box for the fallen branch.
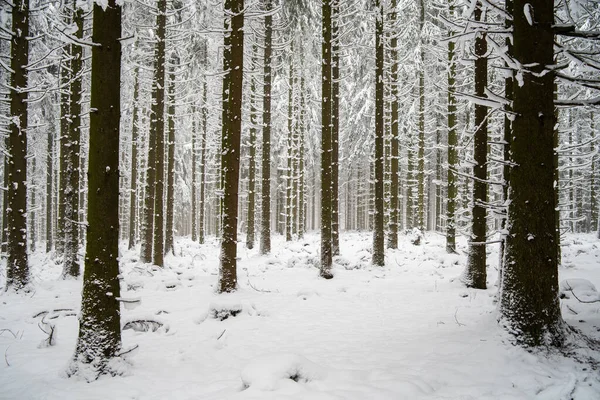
[565,283,600,304]
[0,329,17,339]
[454,308,466,327]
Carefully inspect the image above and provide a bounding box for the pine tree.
[218,0,245,293]
[69,0,122,377]
[6,0,30,291]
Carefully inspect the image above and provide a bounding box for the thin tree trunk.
[372,0,385,266]
[260,0,273,255]
[63,2,84,278]
[129,66,141,250]
[150,0,167,267]
[331,0,340,256]
[218,0,245,293]
[464,2,488,289]
[286,45,294,242]
[46,100,54,253]
[165,60,176,255]
[321,0,334,278]
[199,40,208,245]
[388,0,399,249]
[247,43,259,249]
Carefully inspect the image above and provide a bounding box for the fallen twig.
[454,308,466,327]
[0,329,17,339]
[565,283,600,304]
[217,329,226,340]
[4,345,10,367]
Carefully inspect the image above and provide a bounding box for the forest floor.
[1,231,600,399]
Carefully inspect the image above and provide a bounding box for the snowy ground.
[1,231,600,399]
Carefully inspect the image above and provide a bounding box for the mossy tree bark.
[320,0,334,278]
[260,0,273,255]
[69,0,122,377]
[218,0,245,293]
[6,0,30,291]
[372,0,385,267]
[499,0,564,347]
[464,2,487,289]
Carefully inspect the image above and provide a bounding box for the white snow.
[1,232,599,399]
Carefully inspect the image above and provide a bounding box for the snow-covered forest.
[1,0,600,398]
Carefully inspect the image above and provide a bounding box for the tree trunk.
[45,99,55,253]
[387,0,399,249]
[62,2,84,278]
[218,0,244,293]
[286,46,294,242]
[128,66,141,250]
[6,0,30,291]
[150,0,167,267]
[165,60,177,255]
[331,0,340,256]
[320,0,334,278]
[247,43,259,249]
[69,0,122,377]
[199,40,208,245]
[499,0,564,347]
[464,2,487,289]
[260,0,273,255]
[416,0,426,232]
[372,0,385,267]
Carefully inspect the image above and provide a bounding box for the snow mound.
[208,299,260,321]
[241,353,327,391]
